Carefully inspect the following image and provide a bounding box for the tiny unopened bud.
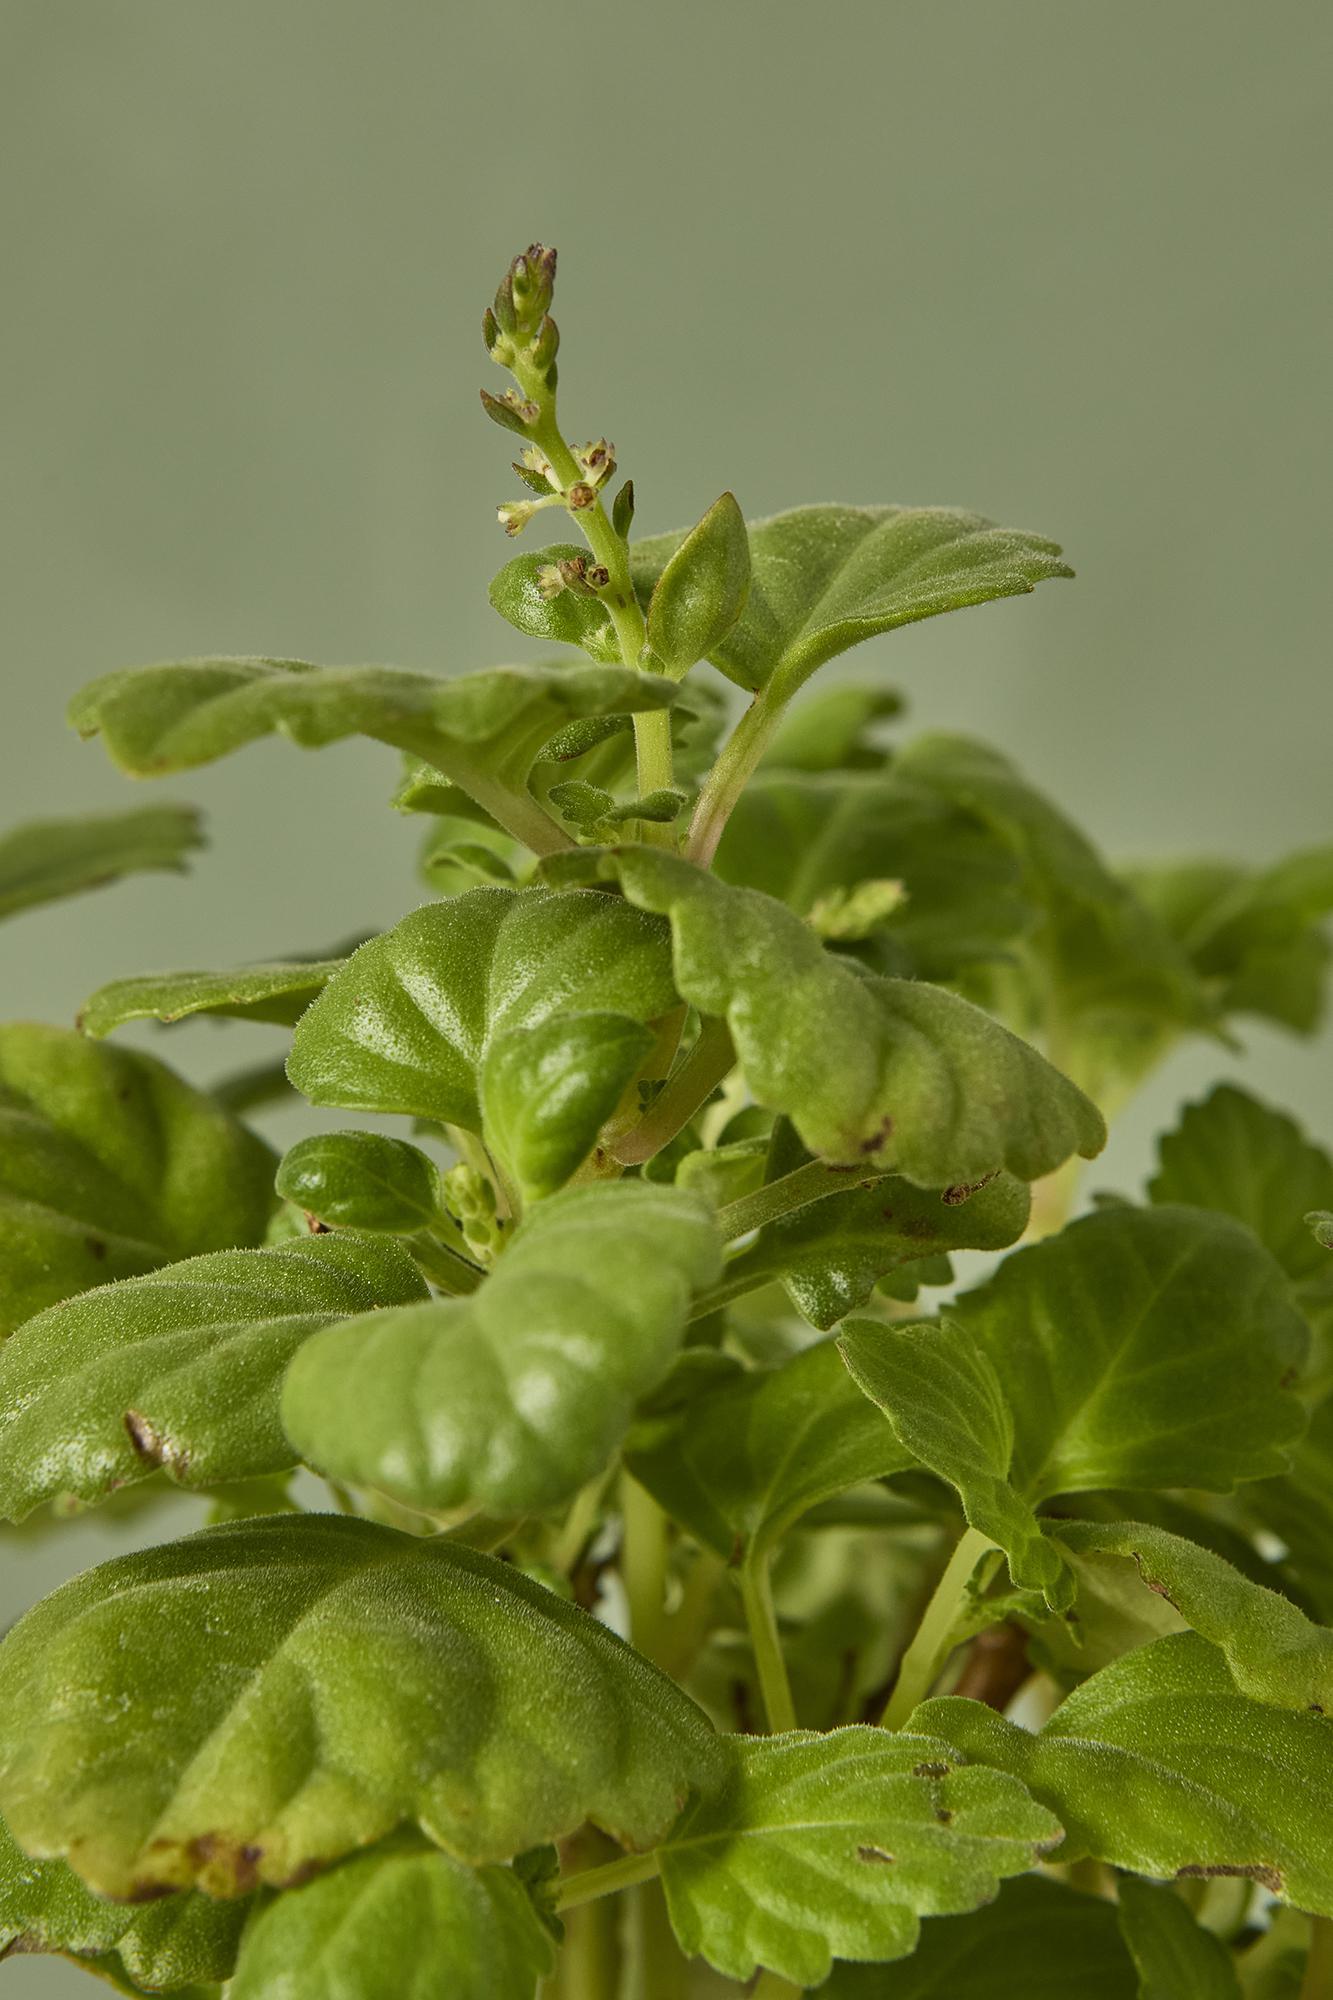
[480,387,540,435]
[567,482,597,511]
[536,564,566,600]
[559,554,598,596]
[612,480,636,539]
[530,314,560,376]
[506,243,557,332]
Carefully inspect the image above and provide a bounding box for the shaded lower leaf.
[0,803,203,923]
[657,1726,1060,1987]
[0,1233,428,1519]
[1116,1876,1242,2000]
[917,1633,1333,1913]
[79,957,344,1037]
[1248,1390,1333,1620]
[228,1834,555,2000]
[0,1024,277,1336]
[0,1513,724,1897]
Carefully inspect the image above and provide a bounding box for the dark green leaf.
[1246,1390,1333,1622]
[228,1835,555,2000]
[274,1131,446,1234]
[282,1182,721,1514]
[0,1233,429,1518]
[79,956,343,1037]
[0,1024,276,1337]
[657,1725,1060,1986]
[643,492,750,676]
[0,804,203,923]
[1116,1874,1244,1999]
[0,1513,723,1897]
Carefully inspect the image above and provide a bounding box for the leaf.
[840,1205,1310,1608]
[0,1808,248,1988]
[722,1168,1031,1330]
[545,847,1104,1184]
[286,885,677,1201]
[228,1835,554,2000]
[488,545,623,662]
[917,1632,1333,1915]
[1246,1391,1333,1622]
[818,1874,1135,1997]
[0,1512,724,1897]
[643,492,750,675]
[0,803,203,923]
[274,1131,447,1234]
[1053,1520,1333,1715]
[79,956,344,1037]
[282,1182,721,1515]
[1116,1875,1244,2000]
[657,1725,1060,1987]
[625,1339,914,1559]
[629,504,1072,696]
[0,1232,429,1519]
[760,683,904,774]
[0,1023,277,1337]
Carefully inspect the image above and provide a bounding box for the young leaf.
[0,1023,277,1336]
[1054,1519,1333,1714]
[286,885,678,1201]
[629,504,1071,696]
[1116,1874,1245,2000]
[79,955,344,1037]
[275,1130,447,1234]
[819,1874,1135,1998]
[917,1632,1333,1915]
[228,1836,555,2000]
[488,545,623,662]
[625,1338,914,1559]
[0,1513,723,1897]
[544,847,1104,1184]
[0,1808,248,1988]
[0,803,203,923]
[281,1182,721,1515]
[0,1233,429,1519]
[656,1726,1060,1987]
[643,491,750,676]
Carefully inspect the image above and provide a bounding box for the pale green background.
[2,5,1331,1988]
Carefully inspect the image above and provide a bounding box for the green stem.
[716,1159,885,1244]
[751,1977,805,2000]
[554,1847,662,1913]
[1302,1917,1333,2000]
[551,1472,608,1575]
[621,1472,671,1668]
[740,1549,797,1733]
[685,689,785,866]
[407,1232,485,1295]
[611,1016,736,1166]
[880,1525,996,1729]
[546,1893,622,1998]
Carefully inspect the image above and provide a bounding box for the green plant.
[2,242,1332,1999]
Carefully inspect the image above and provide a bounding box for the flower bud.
[480,388,540,435]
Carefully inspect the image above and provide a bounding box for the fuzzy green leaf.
[917,1632,1333,1914]
[274,1131,446,1234]
[0,1024,277,1337]
[625,1339,913,1559]
[0,1513,723,1898]
[0,1808,247,1988]
[0,803,204,923]
[643,491,750,675]
[0,1233,429,1519]
[656,1726,1060,1987]
[228,1835,555,2000]
[1116,1875,1244,1999]
[818,1875,1135,1997]
[79,956,344,1037]
[545,847,1103,1183]
[630,504,1071,696]
[286,885,677,1200]
[488,545,623,662]
[282,1182,721,1514]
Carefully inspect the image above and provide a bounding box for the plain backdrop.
[2,7,1330,1988]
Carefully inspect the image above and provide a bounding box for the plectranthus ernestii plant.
[1,243,1332,2000]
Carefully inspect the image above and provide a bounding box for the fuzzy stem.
[1301,1917,1333,2000]
[611,1016,736,1166]
[716,1159,884,1244]
[740,1549,798,1733]
[621,1472,671,1668]
[685,689,785,866]
[880,1525,996,1729]
[555,1847,662,1914]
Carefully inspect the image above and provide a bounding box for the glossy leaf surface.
[0,1233,428,1518]
[79,957,343,1037]
[282,1182,721,1514]
[0,1514,723,1897]
[275,1130,446,1234]
[657,1726,1060,1986]
[0,803,203,922]
[0,1024,276,1336]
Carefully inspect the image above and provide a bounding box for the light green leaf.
[286,885,677,1201]
[760,683,904,774]
[0,803,203,923]
[79,956,344,1037]
[0,1513,723,1897]
[1117,1875,1244,2000]
[721,1168,1031,1330]
[917,1632,1333,1914]
[840,1205,1309,1608]
[657,1725,1060,1987]
[282,1182,721,1514]
[1055,1520,1333,1714]
[228,1835,554,2000]
[0,1233,429,1519]
[625,1338,913,1559]
[643,492,750,676]
[274,1131,446,1235]
[0,1023,277,1337]
[546,847,1104,1184]
[488,544,624,662]
[630,504,1071,696]
[818,1874,1135,1998]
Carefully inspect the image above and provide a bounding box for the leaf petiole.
[880,1523,997,1729]
[553,1846,663,1914]
[715,1158,884,1244]
[611,1016,736,1166]
[740,1548,798,1733]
